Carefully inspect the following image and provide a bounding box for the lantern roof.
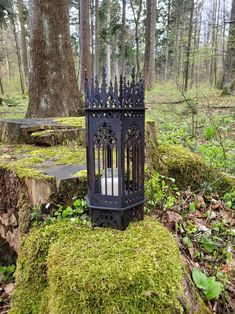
[84,67,145,109]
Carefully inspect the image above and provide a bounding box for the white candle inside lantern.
[101,168,119,196]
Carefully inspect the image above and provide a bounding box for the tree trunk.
[221,0,235,94]
[11,15,25,95]
[106,0,111,82]
[214,0,220,86]
[184,0,194,91]
[91,0,95,77]
[0,78,3,95]
[130,0,143,78]
[164,0,171,79]
[115,45,119,79]
[120,0,126,76]
[80,0,92,91]
[26,0,83,118]
[0,64,4,95]
[173,1,180,79]
[144,0,156,89]
[17,0,29,87]
[95,0,99,75]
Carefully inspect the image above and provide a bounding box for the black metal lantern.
[85,67,145,230]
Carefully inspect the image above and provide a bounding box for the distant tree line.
[0,0,234,117]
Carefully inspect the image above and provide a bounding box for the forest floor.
[144,83,235,313]
[0,84,234,313]
[145,83,235,176]
[1,83,234,174]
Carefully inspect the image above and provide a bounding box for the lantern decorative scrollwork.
[85,67,145,230]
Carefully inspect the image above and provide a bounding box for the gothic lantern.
[85,67,145,230]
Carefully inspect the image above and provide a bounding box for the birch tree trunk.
[144,0,156,89]
[26,0,83,118]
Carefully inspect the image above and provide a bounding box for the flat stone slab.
[43,164,86,180]
[0,117,85,145]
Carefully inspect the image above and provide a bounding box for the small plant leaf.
[205,279,223,300]
[73,199,81,207]
[183,236,192,247]
[189,202,196,213]
[201,237,216,253]
[192,268,208,291]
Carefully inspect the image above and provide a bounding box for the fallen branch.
[147,99,192,105]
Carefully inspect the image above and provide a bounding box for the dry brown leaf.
[196,195,206,209]
[220,211,234,225]
[163,211,182,230]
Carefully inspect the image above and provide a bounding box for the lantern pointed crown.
[84,66,145,109]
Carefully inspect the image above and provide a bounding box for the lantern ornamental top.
[84,67,145,109]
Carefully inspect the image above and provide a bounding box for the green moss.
[0,144,86,179]
[54,117,85,128]
[10,222,74,314]
[150,144,234,194]
[10,217,187,314]
[73,169,87,178]
[31,130,55,137]
[157,145,211,187]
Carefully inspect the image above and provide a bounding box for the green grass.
[0,94,28,119]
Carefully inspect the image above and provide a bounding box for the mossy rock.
[54,117,85,128]
[0,143,86,180]
[10,217,210,314]
[148,144,235,194]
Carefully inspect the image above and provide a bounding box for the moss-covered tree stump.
[0,143,87,261]
[10,217,210,314]
[147,144,235,194]
[0,117,85,146]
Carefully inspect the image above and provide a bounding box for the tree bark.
[80,0,92,91]
[11,15,25,95]
[164,0,171,80]
[26,0,83,118]
[173,1,181,81]
[0,64,4,94]
[17,0,29,87]
[90,0,95,77]
[221,0,235,94]
[144,0,156,89]
[120,0,126,76]
[130,0,143,78]
[184,0,194,91]
[95,0,99,75]
[0,78,3,95]
[106,0,111,82]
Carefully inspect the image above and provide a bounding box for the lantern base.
[89,204,144,231]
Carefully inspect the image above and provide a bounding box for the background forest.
[0,0,235,313]
[0,0,234,174]
[0,0,234,94]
